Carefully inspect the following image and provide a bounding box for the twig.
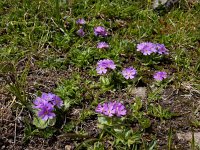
[8,95,16,109]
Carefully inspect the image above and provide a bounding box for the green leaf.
[132,98,143,112]
[63,99,71,110]
[128,139,135,147]
[125,129,133,139]
[33,117,48,129]
[100,76,110,86]
[47,117,56,126]
[33,117,56,129]
[98,116,109,125]
[114,128,123,134]
[98,116,112,126]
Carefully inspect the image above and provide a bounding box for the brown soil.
[1,66,200,150]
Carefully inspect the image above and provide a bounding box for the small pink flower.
[122,67,137,79]
[97,42,109,49]
[153,71,167,81]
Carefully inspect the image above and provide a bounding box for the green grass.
[1,0,200,149]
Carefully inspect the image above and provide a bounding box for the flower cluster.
[156,44,169,54]
[76,18,86,25]
[33,93,63,121]
[94,26,108,37]
[137,42,168,55]
[77,28,85,37]
[95,101,127,117]
[96,59,138,79]
[75,19,169,82]
[122,67,137,79]
[96,59,116,74]
[97,42,109,49]
[76,18,86,37]
[153,71,167,81]
[76,19,109,48]
[96,59,168,81]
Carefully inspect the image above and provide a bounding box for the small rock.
[65,145,72,150]
[177,132,200,145]
[129,87,147,99]
[153,0,168,8]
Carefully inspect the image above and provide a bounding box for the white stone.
[129,87,147,99]
[177,132,200,145]
[153,0,168,8]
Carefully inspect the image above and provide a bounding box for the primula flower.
[137,42,156,55]
[156,44,168,54]
[97,59,107,67]
[37,101,55,121]
[96,59,116,75]
[95,104,104,113]
[52,95,63,108]
[77,28,85,37]
[41,93,54,102]
[103,102,116,117]
[137,42,169,55]
[122,67,137,79]
[76,18,85,25]
[95,101,127,117]
[96,65,108,74]
[33,92,63,120]
[102,59,116,70]
[33,97,45,109]
[153,71,167,81]
[94,26,108,36]
[97,42,109,49]
[113,102,127,117]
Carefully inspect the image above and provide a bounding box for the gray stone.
[177,132,200,145]
[153,0,168,8]
[129,87,147,99]
[65,145,72,150]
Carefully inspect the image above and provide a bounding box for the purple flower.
[103,102,116,117]
[77,28,85,37]
[33,98,41,105]
[137,42,169,55]
[41,93,54,102]
[97,59,109,68]
[96,59,116,75]
[101,59,116,70]
[97,42,109,49]
[153,71,167,81]
[95,104,105,113]
[34,93,54,109]
[113,102,127,117]
[137,42,157,55]
[96,65,108,74]
[33,97,45,108]
[37,101,56,121]
[94,26,108,36]
[52,95,63,108]
[122,67,137,79]
[156,44,169,54]
[76,18,85,25]
[95,101,127,117]
[33,92,63,120]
